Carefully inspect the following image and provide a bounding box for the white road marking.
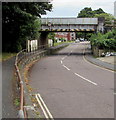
[63,65,70,71]
[35,94,54,120]
[61,56,67,60]
[37,94,54,119]
[74,73,98,86]
[35,94,49,119]
[60,48,97,86]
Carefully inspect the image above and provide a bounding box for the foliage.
[77,7,105,18]
[90,30,116,51]
[94,13,115,24]
[77,7,115,40]
[2,2,52,52]
[48,32,56,46]
[1,53,17,61]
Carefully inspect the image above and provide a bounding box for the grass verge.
[54,41,74,47]
[0,53,17,62]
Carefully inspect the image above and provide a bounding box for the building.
[55,32,76,41]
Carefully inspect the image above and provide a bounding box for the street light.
[48,21,51,31]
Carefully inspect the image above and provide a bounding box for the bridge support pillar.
[39,32,49,48]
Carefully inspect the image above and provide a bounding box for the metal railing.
[14,44,48,118]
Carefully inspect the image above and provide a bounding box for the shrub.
[90,30,116,51]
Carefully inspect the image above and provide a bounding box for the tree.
[77,7,112,40]
[94,13,115,22]
[48,32,55,46]
[2,2,52,52]
[77,7,105,18]
[77,7,94,18]
[94,8,105,14]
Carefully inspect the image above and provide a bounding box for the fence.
[14,45,48,118]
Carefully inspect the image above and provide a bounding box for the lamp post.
[48,22,51,31]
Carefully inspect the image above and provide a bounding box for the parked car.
[79,38,84,41]
[75,39,80,43]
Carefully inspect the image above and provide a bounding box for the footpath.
[2,57,17,118]
[84,46,115,71]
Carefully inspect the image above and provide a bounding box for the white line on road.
[63,64,70,71]
[61,60,63,64]
[35,94,49,119]
[74,73,98,86]
[35,94,54,120]
[61,56,67,60]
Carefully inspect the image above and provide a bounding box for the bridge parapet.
[41,18,98,25]
[40,17,104,32]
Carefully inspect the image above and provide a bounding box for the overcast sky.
[42,0,116,17]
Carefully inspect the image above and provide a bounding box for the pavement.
[2,57,17,118]
[29,42,114,118]
[84,42,115,71]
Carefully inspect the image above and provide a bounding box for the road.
[30,42,114,118]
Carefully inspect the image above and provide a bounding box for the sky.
[42,0,116,18]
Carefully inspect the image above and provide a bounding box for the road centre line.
[35,94,54,120]
[62,56,67,60]
[74,73,98,86]
[60,48,97,86]
[63,64,70,71]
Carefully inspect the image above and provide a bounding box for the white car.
[75,39,80,43]
[79,38,84,41]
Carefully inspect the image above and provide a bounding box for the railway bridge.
[28,17,105,50]
[38,17,105,46]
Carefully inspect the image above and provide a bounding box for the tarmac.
[1,43,115,118]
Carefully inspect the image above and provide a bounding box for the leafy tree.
[90,30,116,51]
[2,2,52,52]
[77,7,105,18]
[48,32,55,46]
[77,7,94,18]
[94,13,115,24]
[93,8,105,14]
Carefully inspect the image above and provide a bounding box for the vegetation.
[48,32,56,46]
[77,7,105,18]
[90,29,116,51]
[1,53,17,61]
[2,2,52,52]
[14,98,20,107]
[76,7,115,40]
[54,41,74,47]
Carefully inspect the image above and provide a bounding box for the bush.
[90,30,116,51]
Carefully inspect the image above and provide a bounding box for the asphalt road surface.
[30,42,114,118]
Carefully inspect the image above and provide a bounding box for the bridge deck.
[40,18,98,25]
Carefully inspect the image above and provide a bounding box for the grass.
[14,98,20,107]
[0,53,17,62]
[54,41,74,47]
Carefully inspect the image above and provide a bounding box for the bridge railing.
[14,44,48,118]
